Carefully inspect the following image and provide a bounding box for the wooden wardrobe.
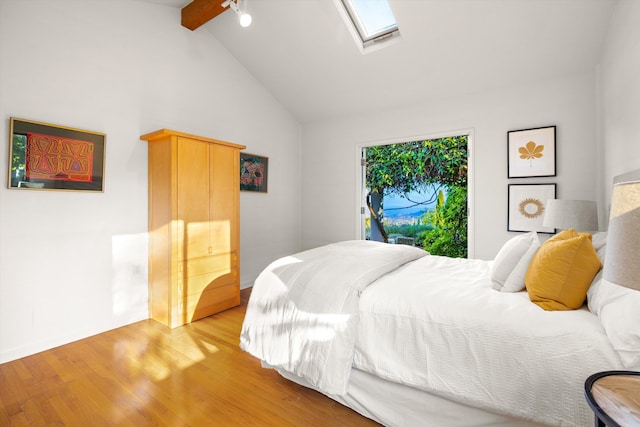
[141,129,246,328]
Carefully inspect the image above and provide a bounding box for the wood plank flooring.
[0,289,379,426]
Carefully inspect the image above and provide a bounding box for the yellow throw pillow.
[525,229,602,310]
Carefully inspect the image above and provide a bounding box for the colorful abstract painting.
[26,132,95,182]
[240,153,268,192]
[8,117,105,192]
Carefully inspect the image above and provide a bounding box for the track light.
[221,0,252,28]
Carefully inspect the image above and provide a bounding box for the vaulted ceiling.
[144,0,617,123]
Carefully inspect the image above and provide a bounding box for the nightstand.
[585,371,640,427]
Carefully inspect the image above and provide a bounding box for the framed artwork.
[240,152,268,193]
[507,125,556,178]
[8,117,106,192]
[508,183,556,233]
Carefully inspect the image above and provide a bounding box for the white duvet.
[354,254,623,426]
[241,243,624,426]
[240,240,427,394]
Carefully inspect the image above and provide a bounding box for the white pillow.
[591,231,607,253]
[490,232,540,292]
[586,232,606,305]
[591,231,607,264]
[588,278,640,370]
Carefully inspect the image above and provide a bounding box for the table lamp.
[603,172,640,291]
[542,199,599,232]
[584,170,640,427]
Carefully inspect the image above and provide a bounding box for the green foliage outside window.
[11,134,27,186]
[421,185,468,258]
[366,137,467,195]
[365,135,468,257]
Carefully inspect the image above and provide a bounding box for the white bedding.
[276,366,547,427]
[240,240,427,394]
[354,254,623,426]
[241,243,624,426]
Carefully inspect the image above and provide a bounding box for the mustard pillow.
[525,229,602,310]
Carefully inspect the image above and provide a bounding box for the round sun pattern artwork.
[519,198,545,219]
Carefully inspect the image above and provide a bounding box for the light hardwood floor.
[0,289,379,426]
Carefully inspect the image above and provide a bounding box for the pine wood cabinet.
[141,129,246,328]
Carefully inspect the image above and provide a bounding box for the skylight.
[339,0,400,52]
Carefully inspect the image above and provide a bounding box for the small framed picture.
[240,152,268,193]
[507,126,556,178]
[508,183,556,233]
[8,117,106,192]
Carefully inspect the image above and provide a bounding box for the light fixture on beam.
[222,0,252,28]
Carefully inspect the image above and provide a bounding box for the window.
[338,0,400,52]
[360,134,472,258]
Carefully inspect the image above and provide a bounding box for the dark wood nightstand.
[585,371,640,427]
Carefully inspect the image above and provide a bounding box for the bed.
[240,213,639,426]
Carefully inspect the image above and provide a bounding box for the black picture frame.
[240,152,268,193]
[507,125,556,178]
[508,183,557,233]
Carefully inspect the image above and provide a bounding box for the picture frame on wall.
[507,125,556,178]
[508,183,557,233]
[240,152,268,193]
[8,117,106,192]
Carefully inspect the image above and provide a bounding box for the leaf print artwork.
[508,126,555,178]
[519,141,544,167]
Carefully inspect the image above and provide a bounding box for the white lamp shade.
[603,179,640,291]
[542,199,598,231]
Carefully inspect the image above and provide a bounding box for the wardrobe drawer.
[177,252,238,295]
[187,283,240,321]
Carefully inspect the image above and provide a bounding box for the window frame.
[335,0,401,53]
[355,129,476,258]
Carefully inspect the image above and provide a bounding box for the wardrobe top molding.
[140,129,246,150]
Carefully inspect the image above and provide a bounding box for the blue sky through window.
[383,187,445,221]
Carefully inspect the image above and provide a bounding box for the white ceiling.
[149,0,616,123]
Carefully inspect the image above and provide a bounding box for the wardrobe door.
[209,143,238,255]
[176,138,210,261]
[188,143,240,318]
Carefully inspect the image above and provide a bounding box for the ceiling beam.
[181,0,226,31]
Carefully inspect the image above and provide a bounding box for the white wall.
[598,0,640,217]
[0,0,301,363]
[301,71,599,260]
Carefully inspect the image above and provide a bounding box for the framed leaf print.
[508,183,556,233]
[507,126,556,178]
